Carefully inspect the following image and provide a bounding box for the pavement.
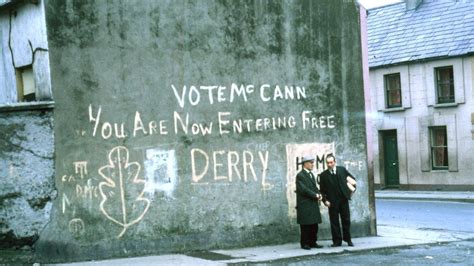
[375,190,474,203]
[15,191,474,265]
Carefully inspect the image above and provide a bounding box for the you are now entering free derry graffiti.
[87,84,336,140]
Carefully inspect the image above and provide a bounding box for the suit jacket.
[295,169,322,225]
[319,166,356,204]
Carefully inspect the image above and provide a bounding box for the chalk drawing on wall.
[74,161,88,179]
[68,218,85,238]
[285,142,335,219]
[144,148,177,198]
[62,193,71,214]
[98,146,151,238]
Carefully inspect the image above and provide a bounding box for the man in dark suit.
[319,154,356,247]
[295,156,323,250]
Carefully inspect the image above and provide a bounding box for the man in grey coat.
[295,156,323,250]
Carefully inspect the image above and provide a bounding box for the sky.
[357,0,403,9]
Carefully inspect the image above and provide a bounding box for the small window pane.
[435,66,454,104]
[16,65,37,102]
[384,73,402,108]
[430,126,448,169]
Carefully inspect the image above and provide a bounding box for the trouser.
[300,224,318,247]
[328,199,351,244]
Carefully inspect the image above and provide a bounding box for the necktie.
[310,172,315,181]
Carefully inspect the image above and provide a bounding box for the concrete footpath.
[50,227,474,266]
[375,190,474,203]
[45,191,474,266]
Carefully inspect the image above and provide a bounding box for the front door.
[382,130,399,188]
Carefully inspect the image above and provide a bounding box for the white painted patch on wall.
[285,142,335,219]
[144,148,177,198]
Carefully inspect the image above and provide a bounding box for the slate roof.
[367,0,474,68]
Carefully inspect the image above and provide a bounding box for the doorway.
[382,130,400,188]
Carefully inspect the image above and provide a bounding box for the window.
[15,65,36,102]
[430,126,448,170]
[435,66,454,104]
[384,73,402,108]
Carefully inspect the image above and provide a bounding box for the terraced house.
[366,0,474,191]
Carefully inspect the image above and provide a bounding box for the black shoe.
[311,243,323,249]
[301,245,311,250]
[347,241,354,247]
[330,243,342,247]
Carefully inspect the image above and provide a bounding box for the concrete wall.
[0,110,55,248]
[369,56,474,190]
[0,0,55,248]
[37,0,371,262]
[359,4,377,236]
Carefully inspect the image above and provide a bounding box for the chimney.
[406,0,423,10]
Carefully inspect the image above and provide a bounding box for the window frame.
[435,66,455,104]
[430,126,449,170]
[15,64,37,102]
[384,73,402,109]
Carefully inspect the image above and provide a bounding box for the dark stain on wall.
[46,0,99,48]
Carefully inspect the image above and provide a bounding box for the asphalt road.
[250,240,473,265]
[253,199,474,265]
[376,199,474,233]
